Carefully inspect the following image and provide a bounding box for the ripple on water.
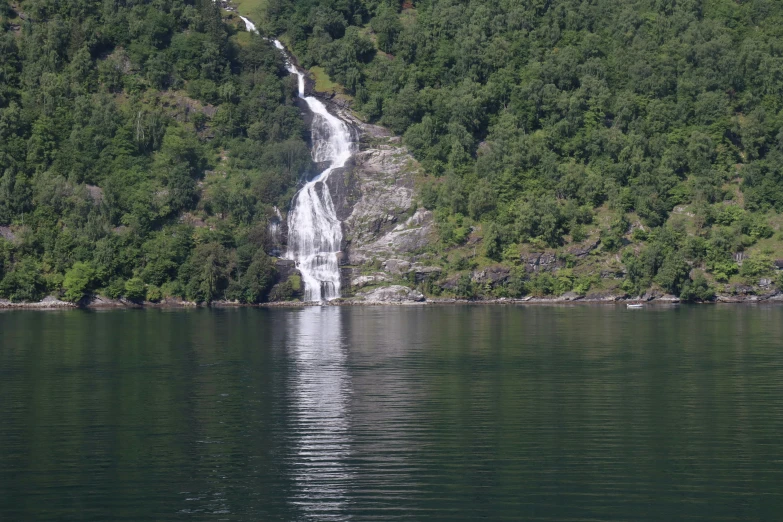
[0,305,782,520]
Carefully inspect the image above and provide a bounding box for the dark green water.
[1,305,782,521]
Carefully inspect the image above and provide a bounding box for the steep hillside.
[250,0,783,302]
[0,0,311,304]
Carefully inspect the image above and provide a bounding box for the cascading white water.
[241,17,353,302]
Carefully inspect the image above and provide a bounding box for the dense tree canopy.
[256,0,783,299]
[3,0,783,302]
[0,0,309,303]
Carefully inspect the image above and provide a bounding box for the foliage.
[0,0,309,303]
[5,0,783,302]
[680,272,715,302]
[62,262,96,302]
[258,0,783,297]
[124,277,146,302]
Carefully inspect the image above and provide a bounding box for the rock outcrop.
[327,143,435,267]
[355,285,426,304]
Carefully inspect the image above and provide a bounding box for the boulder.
[358,285,426,304]
[351,273,391,288]
[558,291,582,301]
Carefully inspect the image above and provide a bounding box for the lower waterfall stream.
[241,17,354,302]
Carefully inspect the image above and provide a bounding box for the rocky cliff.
[316,112,438,302]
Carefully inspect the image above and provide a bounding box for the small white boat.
[627,303,644,309]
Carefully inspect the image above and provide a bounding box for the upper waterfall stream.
[241,17,354,302]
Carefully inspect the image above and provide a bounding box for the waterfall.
[240,17,353,302]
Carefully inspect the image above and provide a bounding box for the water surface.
[1,305,782,521]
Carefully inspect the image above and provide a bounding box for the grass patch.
[231,0,266,18]
[231,30,253,48]
[288,274,302,292]
[310,66,341,94]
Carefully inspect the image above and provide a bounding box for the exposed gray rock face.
[266,99,435,302]
[472,265,511,286]
[0,296,75,309]
[521,252,564,272]
[557,291,582,301]
[0,226,15,242]
[326,144,435,267]
[275,259,298,280]
[381,259,441,280]
[356,285,426,304]
[351,273,391,288]
[567,239,600,258]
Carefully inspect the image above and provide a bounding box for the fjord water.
[2,306,783,521]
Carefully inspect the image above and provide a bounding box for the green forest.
[0,0,312,303]
[255,0,783,300]
[2,0,783,303]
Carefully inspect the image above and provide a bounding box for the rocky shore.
[5,290,783,310]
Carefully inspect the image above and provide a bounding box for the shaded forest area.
[0,0,311,303]
[257,0,783,300]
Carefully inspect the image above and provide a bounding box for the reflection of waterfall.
[240,16,354,302]
[286,307,352,520]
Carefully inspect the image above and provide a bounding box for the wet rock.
[583,292,628,302]
[275,259,298,280]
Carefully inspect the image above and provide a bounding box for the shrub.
[680,273,715,302]
[124,277,146,302]
[146,285,163,302]
[62,262,97,302]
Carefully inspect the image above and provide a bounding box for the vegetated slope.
[256,0,783,301]
[0,0,313,304]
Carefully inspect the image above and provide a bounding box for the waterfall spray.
[240,17,354,302]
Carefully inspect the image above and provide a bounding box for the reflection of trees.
[3,306,783,520]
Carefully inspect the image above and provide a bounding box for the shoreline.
[3,292,783,310]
